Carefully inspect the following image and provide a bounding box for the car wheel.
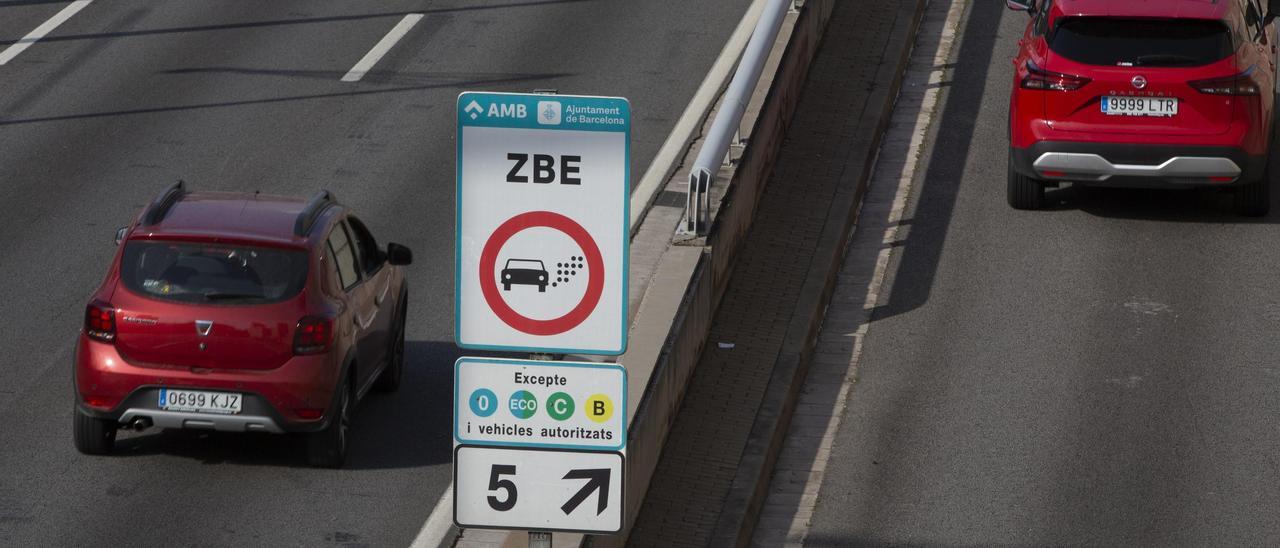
[307,381,351,468]
[538,284,546,293]
[1007,150,1045,210]
[1234,167,1272,217]
[374,305,406,394]
[73,407,117,455]
[503,283,511,291]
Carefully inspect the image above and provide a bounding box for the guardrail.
[683,0,796,234]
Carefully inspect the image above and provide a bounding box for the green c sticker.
[546,392,574,421]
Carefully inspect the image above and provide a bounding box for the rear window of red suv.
[1049,18,1234,67]
[120,242,309,304]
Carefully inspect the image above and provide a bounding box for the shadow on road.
[111,339,459,470]
[868,0,1001,323]
[0,72,573,126]
[1044,179,1280,224]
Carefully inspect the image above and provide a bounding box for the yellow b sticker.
[584,394,614,423]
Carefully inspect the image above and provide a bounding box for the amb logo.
[463,100,529,120]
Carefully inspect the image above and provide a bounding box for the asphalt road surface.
[808,2,1280,546]
[0,1,750,545]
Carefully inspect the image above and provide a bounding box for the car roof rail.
[294,190,335,237]
[141,180,187,226]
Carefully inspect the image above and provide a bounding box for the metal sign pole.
[529,531,553,548]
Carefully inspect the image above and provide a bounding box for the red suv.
[73,183,412,468]
[1007,0,1279,215]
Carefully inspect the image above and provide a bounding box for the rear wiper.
[1133,54,1198,67]
[203,292,264,301]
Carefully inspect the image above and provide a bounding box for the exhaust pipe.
[128,417,153,431]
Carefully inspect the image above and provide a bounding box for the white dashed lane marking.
[0,0,95,66]
[341,13,424,82]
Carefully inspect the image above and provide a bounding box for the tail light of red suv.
[84,300,116,343]
[1021,60,1091,91]
[1190,67,1262,96]
[293,316,333,355]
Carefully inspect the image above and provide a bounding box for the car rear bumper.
[74,336,339,432]
[85,388,288,433]
[1011,141,1267,187]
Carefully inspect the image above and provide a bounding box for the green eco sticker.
[508,390,538,419]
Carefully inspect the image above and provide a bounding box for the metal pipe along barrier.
[685,0,793,234]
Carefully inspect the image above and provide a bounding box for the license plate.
[158,388,242,414]
[1101,96,1178,117]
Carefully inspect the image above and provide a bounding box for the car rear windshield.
[120,241,309,304]
[505,259,545,270]
[1049,17,1234,67]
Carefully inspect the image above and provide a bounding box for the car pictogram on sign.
[502,259,549,292]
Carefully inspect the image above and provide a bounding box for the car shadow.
[1043,179,1280,224]
[111,340,461,470]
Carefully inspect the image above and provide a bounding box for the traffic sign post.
[453,91,630,540]
[455,91,630,355]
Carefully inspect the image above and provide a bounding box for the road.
[807,2,1280,546]
[0,1,751,545]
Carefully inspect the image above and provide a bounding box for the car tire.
[503,283,511,291]
[1234,167,1272,217]
[1007,151,1045,210]
[374,304,406,394]
[538,284,546,293]
[307,381,351,468]
[73,407,117,455]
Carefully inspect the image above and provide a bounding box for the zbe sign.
[455,91,630,355]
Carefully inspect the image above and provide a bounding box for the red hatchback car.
[1007,0,1280,215]
[74,183,412,467]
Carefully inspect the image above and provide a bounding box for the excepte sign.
[455,91,630,355]
[454,357,626,451]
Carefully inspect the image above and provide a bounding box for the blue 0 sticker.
[469,388,498,418]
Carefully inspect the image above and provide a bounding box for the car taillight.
[1190,67,1261,96]
[84,300,116,343]
[293,316,333,355]
[1021,60,1091,91]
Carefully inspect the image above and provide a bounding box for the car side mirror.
[1006,0,1035,13]
[115,227,127,245]
[387,243,413,266]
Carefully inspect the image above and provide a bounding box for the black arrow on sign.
[560,468,610,515]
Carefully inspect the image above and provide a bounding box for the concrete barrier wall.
[591,2,840,545]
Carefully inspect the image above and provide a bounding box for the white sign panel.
[454,446,624,534]
[454,357,626,451]
[455,92,630,355]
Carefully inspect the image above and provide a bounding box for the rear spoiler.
[294,190,336,237]
[141,180,186,226]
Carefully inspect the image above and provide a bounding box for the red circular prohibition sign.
[479,211,605,336]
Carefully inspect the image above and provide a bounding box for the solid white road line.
[341,13,424,82]
[408,485,454,548]
[0,0,95,66]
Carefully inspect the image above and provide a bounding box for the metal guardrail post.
[683,0,793,235]
[686,168,712,233]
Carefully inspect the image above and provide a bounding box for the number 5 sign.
[454,445,624,534]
